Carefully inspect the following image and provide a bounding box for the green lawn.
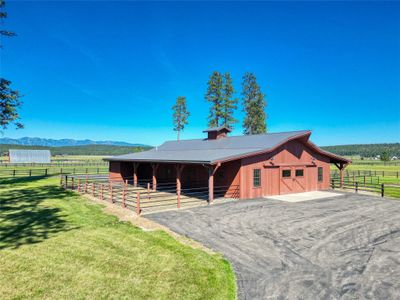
[0,177,236,299]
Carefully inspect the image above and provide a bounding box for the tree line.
[321,143,400,159]
[172,71,267,140]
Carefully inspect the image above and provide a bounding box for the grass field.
[0,177,236,299]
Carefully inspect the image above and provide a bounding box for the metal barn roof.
[105,130,347,165]
[9,149,51,163]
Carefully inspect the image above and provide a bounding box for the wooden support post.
[151,164,159,191]
[133,163,139,187]
[355,182,358,193]
[176,164,185,209]
[101,184,104,200]
[381,184,384,197]
[78,178,81,193]
[209,169,214,204]
[71,177,74,190]
[206,163,221,204]
[339,167,344,188]
[136,192,141,215]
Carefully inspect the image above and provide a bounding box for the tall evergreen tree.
[0,0,23,131]
[205,71,223,127]
[172,96,189,141]
[221,73,238,129]
[241,72,267,135]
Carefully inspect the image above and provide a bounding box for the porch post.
[208,167,214,204]
[339,163,344,188]
[152,163,159,191]
[207,163,221,204]
[176,164,185,209]
[133,162,139,187]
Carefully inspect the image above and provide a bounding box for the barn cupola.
[203,126,231,140]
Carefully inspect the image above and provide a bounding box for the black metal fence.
[0,167,109,178]
[331,178,400,198]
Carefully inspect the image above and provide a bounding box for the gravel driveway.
[147,193,400,300]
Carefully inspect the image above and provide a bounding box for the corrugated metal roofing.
[106,130,312,164]
[9,149,51,163]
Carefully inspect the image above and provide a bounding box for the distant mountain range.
[0,137,150,148]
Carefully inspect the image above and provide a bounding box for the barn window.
[295,169,304,177]
[318,167,323,182]
[253,169,261,187]
[282,169,291,177]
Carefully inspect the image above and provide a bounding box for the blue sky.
[1,1,399,146]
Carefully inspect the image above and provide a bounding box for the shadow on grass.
[0,177,78,250]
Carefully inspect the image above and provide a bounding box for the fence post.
[45,168,48,176]
[381,184,384,197]
[363,176,366,187]
[71,176,75,190]
[101,184,104,200]
[78,178,81,193]
[136,192,141,215]
[84,176,88,193]
[355,182,358,193]
[29,169,32,177]
[331,179,335,189]
[110,183,114,203]
[122,185,126,208]
[13,169,15,177]
[65,175,68,188]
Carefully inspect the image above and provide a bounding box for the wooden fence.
[61,175,240,215]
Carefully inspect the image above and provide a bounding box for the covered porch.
[109,159,240,204]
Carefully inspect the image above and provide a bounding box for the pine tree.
[242,72,267,135]
[0,0,22,131]
[172,96,189,141]
[221,72,238,129]
[205,71,223,127]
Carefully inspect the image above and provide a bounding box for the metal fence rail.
[331,178,400,198]
[331,169,400,178]
[61,175,240,215]
[0,167,109,178]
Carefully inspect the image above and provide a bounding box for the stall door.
[293,168,306,193]
[280,168,293,194]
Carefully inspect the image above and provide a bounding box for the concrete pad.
[265,191,342,202]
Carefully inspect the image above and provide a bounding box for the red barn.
[105,127,349,202]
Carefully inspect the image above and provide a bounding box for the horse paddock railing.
[331,178,400,198]
[60,175,240,215]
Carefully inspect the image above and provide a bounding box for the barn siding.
[240,140,331,198]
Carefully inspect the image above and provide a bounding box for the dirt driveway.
[147,193,400,300]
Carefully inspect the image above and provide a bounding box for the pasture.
[0,177,236,299]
